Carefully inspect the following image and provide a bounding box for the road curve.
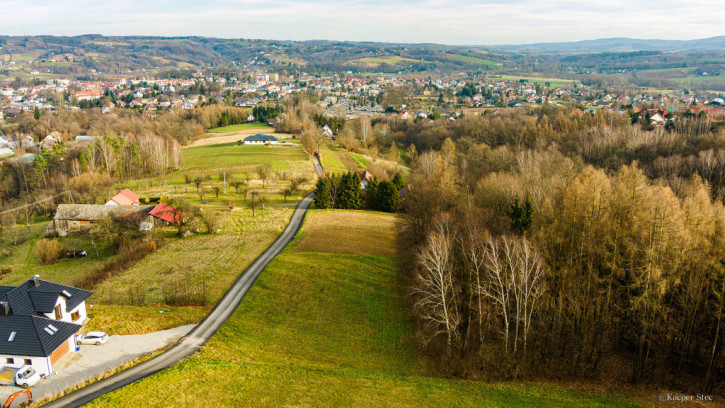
[42,193,315,407]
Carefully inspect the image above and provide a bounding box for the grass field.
[444,53,501,67]
[345,56,419,67]
[292,209,398,256]
[182,143,309,172]
[0,220,116,287]
[640,67,697,73]
[82,210,643,408]
[318,143,348,174]
[207,123,273,133]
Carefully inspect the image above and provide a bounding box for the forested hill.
[0,35,509,74]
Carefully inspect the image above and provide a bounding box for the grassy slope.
[207,123,273,133]
[345,56,419,66]
[84,211,643,408]
[0,220,115,286]
[182,143,309,172]
[318,143,347,174]
[443,53,500,67]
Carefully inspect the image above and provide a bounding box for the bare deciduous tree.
[414,219,460,355]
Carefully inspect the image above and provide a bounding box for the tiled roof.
[0,316,81,357]
[244,133,278,142]
[109,189,140,205]
[149,203,183,224]
[0,278,92,316]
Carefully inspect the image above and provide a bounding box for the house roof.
[399,184,411,199]
[244,133,278,142]
[359,171,373,181]
[0,315,81,357]
[0,277,92,317]
[53,204,154,221]
[109,189,140,205]
[149,203,184,224]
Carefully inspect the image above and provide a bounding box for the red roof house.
[149,203,184,224]
[106,189,140,206]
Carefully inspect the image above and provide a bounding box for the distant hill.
[490,36,725,53]
[0,35,510,75]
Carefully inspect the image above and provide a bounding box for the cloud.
[0,0,722,44]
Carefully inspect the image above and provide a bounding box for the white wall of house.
[243,140,279,145]
[1,353,44,375]
[44,296,88,324]
[0,334,79,377]
[43,298,87,325]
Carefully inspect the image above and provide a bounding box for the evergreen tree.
[314,177,331,209]
[507,194,534,234]
[392,172,405,190]
[337,171,361,209]
[376,180,400,213]
[365,178,379,209]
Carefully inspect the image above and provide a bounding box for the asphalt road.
[41,193,314,407]
[312,154,325,177]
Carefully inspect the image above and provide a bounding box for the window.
[6,358,13,364]
[23,359,31,365]
[54,304,63,320]
[71,311,81,321]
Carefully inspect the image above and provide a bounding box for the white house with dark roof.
[243,133,279,145]
[0,276,92,376]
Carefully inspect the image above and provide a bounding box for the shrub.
[162,274,208,306]
[34,239,63,264]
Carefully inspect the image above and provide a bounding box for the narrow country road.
[312,154,325,177]
[41,193,314,407]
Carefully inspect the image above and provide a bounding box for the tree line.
[314,171,406,213]
[399,138,725,394]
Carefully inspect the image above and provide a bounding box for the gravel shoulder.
[0,324,195,407]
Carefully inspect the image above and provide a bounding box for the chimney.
[32,275,40,287]
[0,301,9,316]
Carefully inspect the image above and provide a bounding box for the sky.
[0,0,723,45]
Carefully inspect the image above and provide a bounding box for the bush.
[34,239,63,264]
[162,274,208,306]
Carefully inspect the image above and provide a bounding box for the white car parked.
[76,332,109,346]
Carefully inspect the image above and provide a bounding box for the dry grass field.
[91,206,295,307]
[292,209,398,257]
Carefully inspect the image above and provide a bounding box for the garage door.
[49,340,69,366]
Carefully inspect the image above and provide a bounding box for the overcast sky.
[0,0,722,45]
